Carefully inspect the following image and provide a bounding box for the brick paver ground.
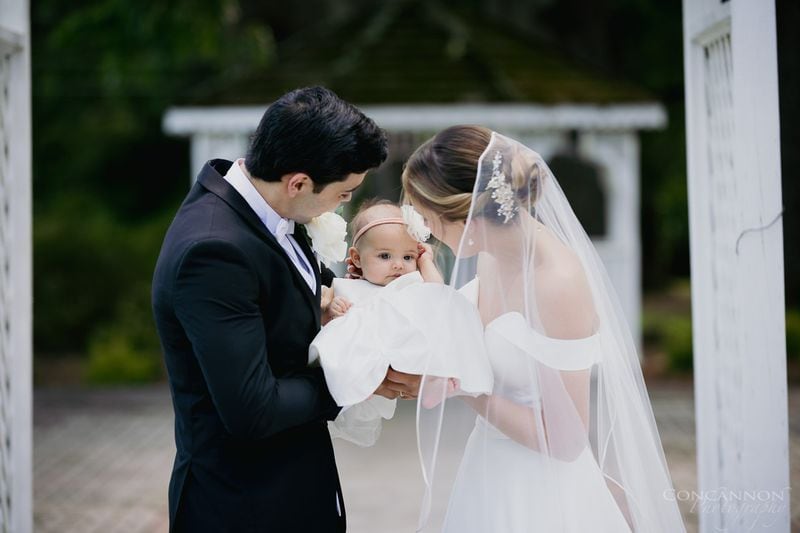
[33,383,798,532]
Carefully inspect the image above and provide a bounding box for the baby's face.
[357,224,420,286]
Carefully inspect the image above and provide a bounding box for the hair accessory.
[486,151,518,223]
[352,217,406,246]
[401,205,431,242]
[352,206,432,246]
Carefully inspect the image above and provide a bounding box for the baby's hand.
[417,242,435,265]
[328,296,352,318]
[417,243,444,283]
[321,287,351,325]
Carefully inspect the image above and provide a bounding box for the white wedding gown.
[442,277,631,533]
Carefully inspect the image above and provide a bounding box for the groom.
[152,86,420,532]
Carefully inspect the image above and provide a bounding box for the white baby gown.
[310,271,494,446]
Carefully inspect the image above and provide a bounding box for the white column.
[683,0,788,531]
[582,132,642,346]
[0,0,33,531]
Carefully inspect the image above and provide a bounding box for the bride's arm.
[461,369,590,461]
[461,393,547,448]
[463,264,596,461]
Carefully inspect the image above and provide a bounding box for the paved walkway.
[33,383,797,532]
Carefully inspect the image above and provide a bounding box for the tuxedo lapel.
[197,160,320,322]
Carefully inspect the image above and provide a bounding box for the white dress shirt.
[222,159,317,294]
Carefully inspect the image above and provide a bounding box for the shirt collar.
[222,158,295,239]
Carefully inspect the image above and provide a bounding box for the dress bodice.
[457,277,602,406]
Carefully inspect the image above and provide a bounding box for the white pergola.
[164,102,666,341]
[0,0,32,532]
[684,0,788,531]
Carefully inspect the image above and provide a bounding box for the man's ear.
[349,246,361,268]
[285,173,313,198]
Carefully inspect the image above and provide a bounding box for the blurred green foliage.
[34,193,173,381]
[642,280,693,374]
[787,310,800,361]
[32,0,273,380]
[643,311,694,373]
[33,0,273,216]
[86,281,165,384]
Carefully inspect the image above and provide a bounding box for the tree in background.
[32,0,273,379]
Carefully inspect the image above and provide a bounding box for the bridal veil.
[408,131,685,532]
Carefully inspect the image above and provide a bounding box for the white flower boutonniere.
[401,205,431,242]
[305,211,348,265]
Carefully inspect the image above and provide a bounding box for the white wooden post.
[581,132,642,346]
[0,0,33,531]
[683,0,789,531]
[189,133,249,184]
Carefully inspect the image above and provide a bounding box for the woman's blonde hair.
[401,125,491,223]
[402,125,541,227]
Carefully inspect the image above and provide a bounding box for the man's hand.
[373,367,422,400]
[320,286,334,310]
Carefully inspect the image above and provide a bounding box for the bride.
[401,126,685,532]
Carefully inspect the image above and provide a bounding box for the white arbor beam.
[164,103,667,136]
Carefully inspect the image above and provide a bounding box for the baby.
[310,200,492,447]
[321,199,442,323]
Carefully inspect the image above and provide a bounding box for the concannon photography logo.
[663,487,791,531]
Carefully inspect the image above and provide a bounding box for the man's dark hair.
[245,86,388,192]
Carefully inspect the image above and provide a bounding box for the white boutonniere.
[305,211,348,265]
[401,205,431,242]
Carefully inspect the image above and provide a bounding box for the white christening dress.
[310,271,494,446]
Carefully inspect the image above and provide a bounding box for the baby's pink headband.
[352,218,406,246]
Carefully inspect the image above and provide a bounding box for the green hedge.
[86,280,165,384]
[787,309,800,360]
[642,310,693,373]
[644,305,800,373]
[34,193,171,383]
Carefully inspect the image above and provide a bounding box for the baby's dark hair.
[349,198,400,245]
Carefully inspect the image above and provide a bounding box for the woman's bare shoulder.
[536,250,596,339]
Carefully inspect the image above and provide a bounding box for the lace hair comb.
[486,150,518,223]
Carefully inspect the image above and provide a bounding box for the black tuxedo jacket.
[152,159,344,532]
